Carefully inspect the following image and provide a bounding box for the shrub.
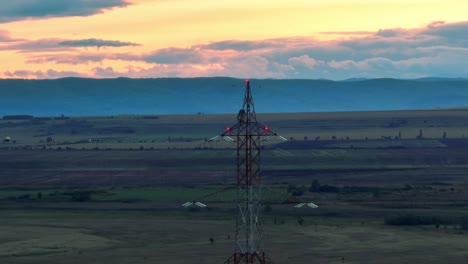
[263,204,272,213]
[318,185,340,193]
[461,218,468,230]
[288,184,306,196]
[297,216,304,226]
[384,214,454,226]
[309,179,320,192]
[70,191,92,202]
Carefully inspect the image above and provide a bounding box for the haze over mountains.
[1,77,467,116]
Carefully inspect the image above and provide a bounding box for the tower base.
[224,253,269,264]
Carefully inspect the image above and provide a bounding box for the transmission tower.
[221,80,280,264]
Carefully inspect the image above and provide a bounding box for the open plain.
[2,109,468,263]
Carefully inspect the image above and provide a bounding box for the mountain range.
[0,77,467,116]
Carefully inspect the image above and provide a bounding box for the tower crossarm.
[221,121,278,138]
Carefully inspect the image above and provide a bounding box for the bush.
[309,180,320,192]
[297,216,304,226]
[461,218,468,230]
[288,184,306,196]
[384,214,453,226]
[318,185,340,193]
[309,180,340,193]
[17,194,31,200]
[70,191,92,202]
[263,204,272,213]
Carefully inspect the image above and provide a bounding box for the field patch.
[0,225,113,257]
[93,187,288,203]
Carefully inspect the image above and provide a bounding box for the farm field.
[1,209,468,264]
[2,109,468,263]
[2,109,468,150]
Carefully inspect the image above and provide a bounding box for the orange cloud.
[2,1,468,79]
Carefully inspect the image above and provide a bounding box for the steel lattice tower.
[222,80,278,264]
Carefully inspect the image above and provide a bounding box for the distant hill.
[0,77,467,116]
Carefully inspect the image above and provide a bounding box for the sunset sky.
[1,0,468,79]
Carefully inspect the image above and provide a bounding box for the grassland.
[2,109,468,263]
[3,109,468,150]
[2,208,468,264]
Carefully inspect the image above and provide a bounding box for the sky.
[1,0,468,80]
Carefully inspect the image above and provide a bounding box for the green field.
[2,209,468,264]
[2,109,468,263]
[3,109,468,150]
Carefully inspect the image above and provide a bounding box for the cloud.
[0,31,8,41]
[320,31,374,35]
[0,0,131,23]
[375,29,407,38]
[0,38,140,53]
[213,55,282,79]
[26,52,143,65]
[4,69,85,79]
[91,64,224,78]
[143,48,205,64]
[0,30,22,42]
[422,21,468,45]
[93,66,122,78]
[0,38,75,53]
[288,55,324,69]
[27,53,114,64]
[202,40,278,51]
[59,38,140,48]
[13,20,468,79]
[151,22,468,79]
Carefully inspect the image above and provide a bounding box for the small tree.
[297,216,304,226]
[403,184,413,191]
[309,179,321,192]
[292,187,305,196]
[417,129,423,139]
[461,218,468,230]
[209,237,215,244]
[71,191,91,202]
[263,204,272,213]
[372,189,380,198]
